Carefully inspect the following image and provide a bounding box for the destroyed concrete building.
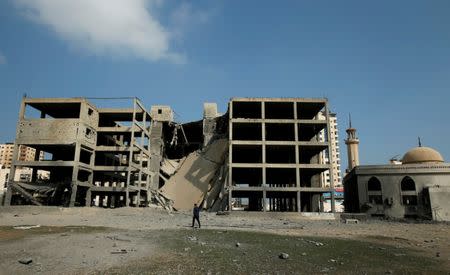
[4,97,337,213]
[4,97,155,207]
[228,98,336,212]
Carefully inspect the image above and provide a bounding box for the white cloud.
[14,0,186,63]
[0,51,6,65]
[169,2,213,39]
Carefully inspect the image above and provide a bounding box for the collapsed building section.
[156,103,229,211]
[228,98,336,212]
[4,97,337,213]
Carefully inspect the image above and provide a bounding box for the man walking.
[192,203,201,228]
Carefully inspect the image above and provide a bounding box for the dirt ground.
[0,206,449,274]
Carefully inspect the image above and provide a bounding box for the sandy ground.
[0,206,449,274]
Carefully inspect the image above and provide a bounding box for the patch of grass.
[0,226,110,242]
[101,229,447,274]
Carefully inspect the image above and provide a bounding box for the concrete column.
[5,101,26,206]
[125,99,138,207]
[69,184,78,207]
[137,104,145,202]
[4,186,13,206]
[85,189,92,207]
[228,101,233,212]
[261,101,267,212]
[70,142,81,207]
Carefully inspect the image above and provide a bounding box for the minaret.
[345,114,359,172]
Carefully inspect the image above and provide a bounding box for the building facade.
[5,96,341,213]
[343,122,450,221]
[318,113,342,188]
[228,98,336,212]
[0,144,43,169]
[4,97,159,207]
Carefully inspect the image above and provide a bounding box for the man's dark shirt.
[193,206,200,217]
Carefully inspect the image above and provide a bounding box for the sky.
[0,0,449,169]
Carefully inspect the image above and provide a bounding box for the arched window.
[368,177,381,191]
[367,177,382,205]
[401,176,416,191]
[401,176,417,206]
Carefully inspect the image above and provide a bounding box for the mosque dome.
[401,146,444,164]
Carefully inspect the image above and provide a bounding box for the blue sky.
[0,0,449,168]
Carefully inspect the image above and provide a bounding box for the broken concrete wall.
[203,103,218,147]
[428,186,450,221]
[158,139,228,210]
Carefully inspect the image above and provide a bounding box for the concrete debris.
[13,225,41,230]
[18,258,33,265]
[345,219,359,224]
[187,236,197,242]
[158,139,228,210]
[306,240,325,246]
[110,249,127,254]
[150,190,174,213]
[279,253,289,259]
[160,158,182,177]
[216,211,230,216]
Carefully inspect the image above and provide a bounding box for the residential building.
[318,112,342,187]
[0,143,43,169]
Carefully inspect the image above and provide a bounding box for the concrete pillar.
[228,101,233,212]
[85,189,91,207]
[4,186,13,206]
[69,184,78,207]
[203,103,218,147]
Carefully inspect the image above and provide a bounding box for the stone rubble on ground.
[279,253,289,260]
[18,258,33,265]
[187,236,197,242]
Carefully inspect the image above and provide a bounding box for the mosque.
[343,122,450,221]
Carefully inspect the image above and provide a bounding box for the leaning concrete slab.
[159,139,228,210]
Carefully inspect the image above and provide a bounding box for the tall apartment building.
[228,98,336,212]
[0,144,43,169]
[318,112,342,187]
